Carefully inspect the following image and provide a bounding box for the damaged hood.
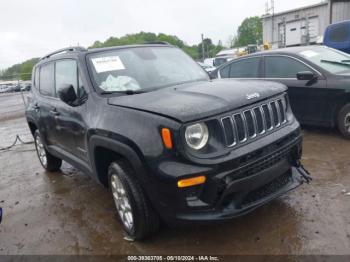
[107,79,287,123]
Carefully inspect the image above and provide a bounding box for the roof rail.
[40,46,87,60]
[143,41,171,45]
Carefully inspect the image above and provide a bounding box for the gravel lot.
[0,92,349,256]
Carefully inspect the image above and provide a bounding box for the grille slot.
[221,117,236,146]
[221,96,288,148]
[271,101,280,127]
[253,107,265,134]
[234,114,247,142]
[244,110,256,138]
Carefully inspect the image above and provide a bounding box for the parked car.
[21,83,31,92]
[213,55,235,67]
[26,44,310,240]
[324,20,350,54]
[211,45,350,138]
[197,62,216,73]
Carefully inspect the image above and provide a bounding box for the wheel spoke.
[110,173,134,230]
[35,134,47,167]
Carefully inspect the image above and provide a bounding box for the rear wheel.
[34,130,62,171]
[337,104,350,139]
[108,160,160,240]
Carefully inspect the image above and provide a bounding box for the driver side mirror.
[58,84,77,105]
[296,71,317,81]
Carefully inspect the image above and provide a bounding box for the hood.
[107,79,287,123]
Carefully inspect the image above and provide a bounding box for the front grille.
[225,138,297,182]
[241,171,292,207]
[221,96,288,147]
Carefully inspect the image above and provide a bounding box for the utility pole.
[271,0,275,45]
[266,0,275,46]
[284,19,286,48]
[201,34,205,62]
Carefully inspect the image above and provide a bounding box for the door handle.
[50,108,60,116]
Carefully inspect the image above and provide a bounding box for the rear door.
[37,62,58,146]
[263,55,329,125]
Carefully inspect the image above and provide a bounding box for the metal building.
[262,0,350,48]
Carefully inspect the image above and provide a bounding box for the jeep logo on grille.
[246,93,260,100]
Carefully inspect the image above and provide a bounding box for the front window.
[298,47,350,75]
[87,46,208,93]
[265,56,309,78]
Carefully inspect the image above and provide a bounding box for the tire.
[34,130,62,171]
[108,160,160,240]
[337,103,350,139]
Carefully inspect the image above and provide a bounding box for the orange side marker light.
[161,128,173,149]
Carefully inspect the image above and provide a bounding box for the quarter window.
[39,63,55,96]
[265,56,310,78]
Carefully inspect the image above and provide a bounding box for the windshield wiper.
[321,59,350,67]
[341,60,350,63]
[100,90,145,95]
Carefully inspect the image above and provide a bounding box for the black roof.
[245,45,329,58]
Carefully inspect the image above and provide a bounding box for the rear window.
[329,24,349,42]
[39,63,55,97]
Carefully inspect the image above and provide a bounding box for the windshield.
[298,47,350,75]
[87,46,208,93]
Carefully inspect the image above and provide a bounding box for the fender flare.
[88,135,148,185]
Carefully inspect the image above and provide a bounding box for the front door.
[54,59,88,160]
[263,55,328,125]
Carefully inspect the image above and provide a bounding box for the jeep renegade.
[26,43,310,240]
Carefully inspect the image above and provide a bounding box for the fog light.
[177,176,206,188]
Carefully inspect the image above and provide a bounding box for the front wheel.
[34,130,62,171]
[108,160,160,240]
[337,104,350,139]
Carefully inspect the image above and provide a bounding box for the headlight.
[185,123,209,150]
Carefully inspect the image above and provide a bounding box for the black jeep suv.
[26,43,310,240]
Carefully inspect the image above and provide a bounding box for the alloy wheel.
[345,112,350,133]
[35,135,47,167]
[110,174,134,230]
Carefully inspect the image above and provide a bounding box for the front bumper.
[146,126,307,224]
[175,166,303,223]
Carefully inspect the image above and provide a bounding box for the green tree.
[234,16,262,47]
[89,31,205,59]
[0,58,39,81]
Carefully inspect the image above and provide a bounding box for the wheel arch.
[332,94,350,127]
[27,120,38,136]
[89,135,147,188]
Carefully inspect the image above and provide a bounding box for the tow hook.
[295,161,312,183]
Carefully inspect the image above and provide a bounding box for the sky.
[0,0,323,69]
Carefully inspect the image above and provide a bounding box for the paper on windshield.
[92,56,125,73]
[299,50,318,58]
